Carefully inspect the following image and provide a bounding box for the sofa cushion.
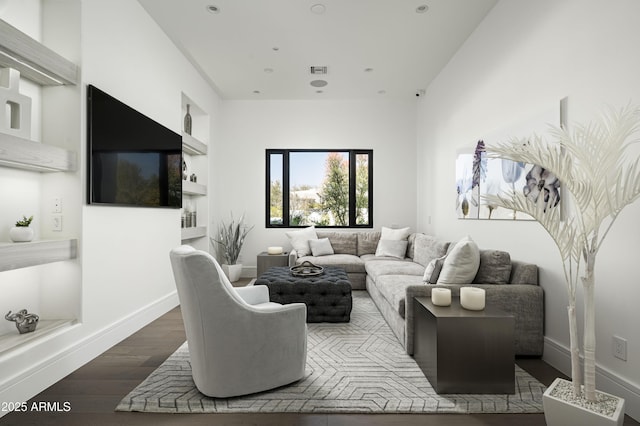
[316,231,357,255]
[360,254,407,263]
[375,240,408,259]
[406,233,418,259]
[413,234,450,267]
[423,255,446,284]
[365,259,425,280]
[297,254,365,274]
[309,238,334,257]
[357,232,381,256]
[381,226,411,240]
[474,250,512,284]
[286,226,318,257]
[373,274,425,318]
[437,236,480,284]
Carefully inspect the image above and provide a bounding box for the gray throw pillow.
[375,239,408,259]
[423,255,446,284]
[309,238,335,257]
[474,250,512,284]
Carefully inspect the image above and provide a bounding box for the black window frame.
[266,149,373,228]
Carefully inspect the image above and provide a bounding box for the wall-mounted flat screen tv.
[87,84,182,208]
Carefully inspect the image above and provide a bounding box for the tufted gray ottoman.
[255,266,352,322]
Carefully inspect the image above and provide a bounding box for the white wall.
[0,0,220,410]
[81,0,219,370]
[417,0,640,417]
[214,100,417,274]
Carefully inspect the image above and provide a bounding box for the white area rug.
[116,292,545,413]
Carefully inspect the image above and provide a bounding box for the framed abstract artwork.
[456,104,561,220]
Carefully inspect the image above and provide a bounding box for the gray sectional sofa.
[288,230,544,356]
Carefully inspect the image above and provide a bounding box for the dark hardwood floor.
[3,286,638,425]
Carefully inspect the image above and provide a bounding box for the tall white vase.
[222,264,242,283]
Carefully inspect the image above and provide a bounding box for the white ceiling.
[138,0,497,100]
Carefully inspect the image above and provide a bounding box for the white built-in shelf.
[0,18,79,86]
[0,239,78,272]
[182,132,208,155]
[183,180,207,196]
[181,226,207,241]
[0,319,78,355]
[0,133,77,172]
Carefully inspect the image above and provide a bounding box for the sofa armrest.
[510,260,538,285]
[288,250,298,267]
[404,284,437,355]
[404,283,544,356]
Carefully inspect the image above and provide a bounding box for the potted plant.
[9,215,34,242]
[483,105,640,425]
[211,212,254,282]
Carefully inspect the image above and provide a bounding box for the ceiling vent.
[310,66,328,75]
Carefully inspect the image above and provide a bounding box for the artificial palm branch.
[483,104,640,401]
[211,212,254,265]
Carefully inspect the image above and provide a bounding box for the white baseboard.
[0,291,179,418]
[544,337,640,421]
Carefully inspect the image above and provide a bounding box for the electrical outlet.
[53,197,62,213]
[613,336,627,361]
[52,214,62,232]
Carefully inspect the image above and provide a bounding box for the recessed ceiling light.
[378,90,387,95]
[416,4,429,13]
[310,79,328,88]
[364,68,374,73]
[316,90,324,94]
[272,46,280,52]
[264,68,274,73]
[253,90,261,94]
[206,5,220,14]
[310,4,326,15]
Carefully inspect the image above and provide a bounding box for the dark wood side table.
[413,296,515,394]
[256,251,289,277]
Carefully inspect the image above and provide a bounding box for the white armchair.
[169,245,307,398]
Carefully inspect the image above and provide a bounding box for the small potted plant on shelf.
[211,212,254,282]
[9,215,34,242]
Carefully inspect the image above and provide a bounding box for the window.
[267,149,373,228]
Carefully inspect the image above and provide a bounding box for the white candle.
[267,246,283,255]
[431,287,452,306]
[460,287,485,310]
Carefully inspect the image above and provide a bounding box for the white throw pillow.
[309,238,334,257]
[436,236,480,284]
[380,226,411,241]
[285,226,318,257]
[375,239,408,259]
[423,255,447,284]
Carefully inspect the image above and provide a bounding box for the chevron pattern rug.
[116,291,545,413]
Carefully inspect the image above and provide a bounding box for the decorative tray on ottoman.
[290,261,324,277]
